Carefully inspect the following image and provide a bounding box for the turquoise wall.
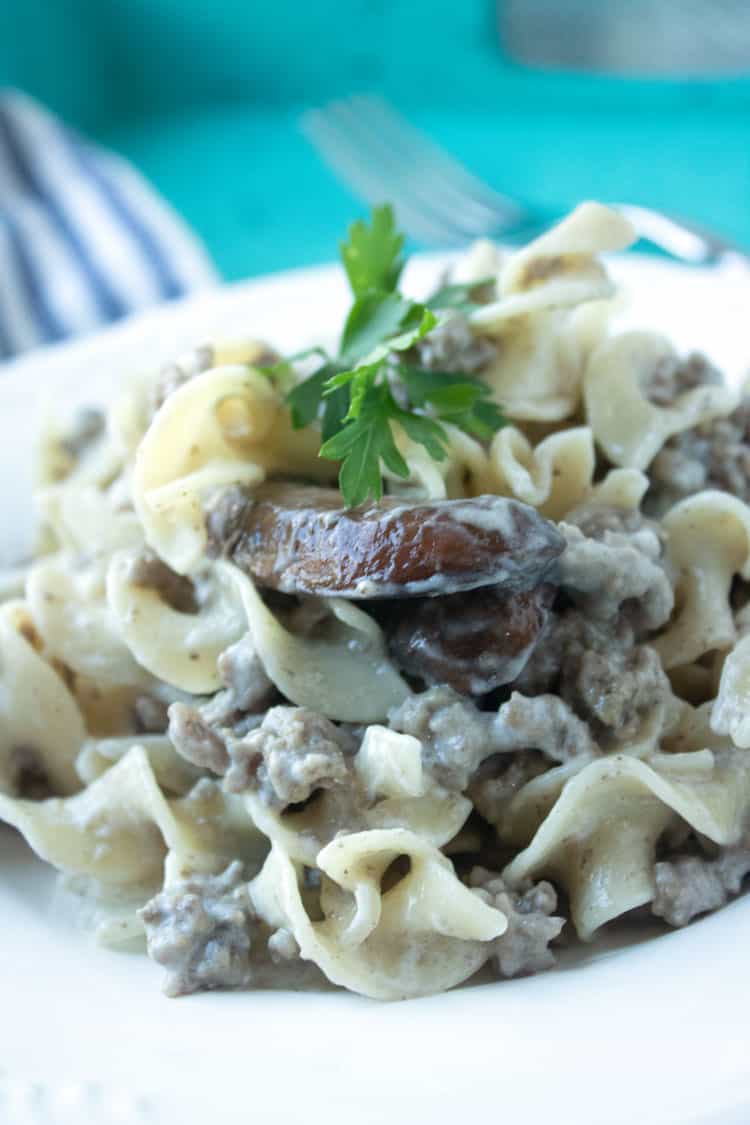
[2,1,749,277]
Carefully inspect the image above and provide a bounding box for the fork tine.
[301,107,459,244]
[321,99,496,242]
[349,96,524,229]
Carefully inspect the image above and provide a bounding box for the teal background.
[2,0,749,278]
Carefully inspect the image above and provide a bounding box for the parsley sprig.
[267,204,505,506]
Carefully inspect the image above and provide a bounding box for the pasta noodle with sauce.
[2,201,750,1001]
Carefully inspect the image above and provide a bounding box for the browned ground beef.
[563,643,671,746]
[468,867,565,976]
[389,683,597,793]
[412,313,497,375]
[140,862,257,996]
[168,703,230,774]
[201,634,275,726]
[651,837,750,927]
[649,399,750,510]
[642,352,722,407]
[493,692,598,761]
[223,706,352,806]
[388,686,497,790]
[557,508,673,633]
[468,753,548,829]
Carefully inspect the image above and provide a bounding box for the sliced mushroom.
[386,583,555,696]
[205,483,564,599]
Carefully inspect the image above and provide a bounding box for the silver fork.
[301,95,748,268]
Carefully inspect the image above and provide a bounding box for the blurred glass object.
[500,0,750,74]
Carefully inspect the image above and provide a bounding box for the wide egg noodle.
[487,425,595,519]
[249,828,506,1000]
[26,554,147,688]
[467,204,634,422]
[468,308,591,422]
[0,743,266,909]
[35,482,143,557]
[385,423,491,501]
[472,202,635,326]
[501,750,750,940]
[711,631,750,749]
[76,733,205,797]
[224,562,410,722]
[37,409,123,491]
[132,365,328,574]
[108,339,276,463]
[107,548,247,693]
[390,418,648,518]
[0,601,85,797]
[584,331,737,470]
[654,491,750,669]
[0,746,176,888]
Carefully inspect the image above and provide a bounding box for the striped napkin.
[0,91,218,360]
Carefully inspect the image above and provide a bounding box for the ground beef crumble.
[388,686,496,790]
[168,703,230,774]
[201,633,275,727]
[389,684,597,792]
[411,313,497,375]
[563,642,671,746]
[649,398,750,510]
[511,504,675,747]
[557,507,673,633]
[494,692,598,762]
[140,862,257,996]
[651,837,750,927]
[469,866,564,976]
[642,352,722,408]
[224,706,352,807]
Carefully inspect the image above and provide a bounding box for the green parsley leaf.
[460,398,506,439]
[321,381,351,443]
[286,361,352,439]
[257,346,328,379]
[426,277,495,314]
[331,303,437,394]
[392,408,449,462]
[378,306,437,362]
[339,292,413,365]
[286,364,333,429]
[266,204,506,505]
[340,204,405,297]
[320,382,410,506]
[397,364,506,442]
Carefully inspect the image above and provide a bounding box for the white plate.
[1,254,749,1125]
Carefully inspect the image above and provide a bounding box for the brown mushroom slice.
[387,583,555,696]
[205,483,564,599]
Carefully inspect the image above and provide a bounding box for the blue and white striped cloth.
[0,90,218,359]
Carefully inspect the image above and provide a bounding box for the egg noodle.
[2,203,749,1000]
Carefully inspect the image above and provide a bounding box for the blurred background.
[1,0,750,281]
